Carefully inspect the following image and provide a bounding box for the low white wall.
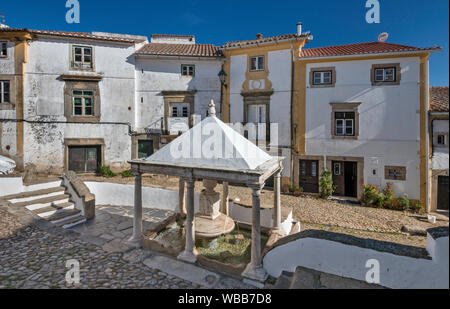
[229,201,293,234]
[0,177,24,196]
[85,181,200,212]
[263,235,449,289]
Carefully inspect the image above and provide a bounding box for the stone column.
[128,171,142,246]
[177,178,197,263]
[273,170,282,234]
[242,184,268,283]
[221,182,229,216]
[179,178,186,215]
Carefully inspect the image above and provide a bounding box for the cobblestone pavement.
[70,205,175,253]
[0,205,250,289]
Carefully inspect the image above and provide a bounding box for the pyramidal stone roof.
[144,116,273,171]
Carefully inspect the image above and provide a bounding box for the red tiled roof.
[152,34,194,40]
[430,87,449,112]
[300,42,441,58]
[29,29,144,43]
[135,43,222,57]
[223,33,310,49]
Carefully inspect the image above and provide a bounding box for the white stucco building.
[0,23,444,210]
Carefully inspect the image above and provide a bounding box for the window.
[0,81,10,104]
[374,67,396,82]
[313,71,332,85]
[385,166,406,181]
[335,112,355,136]
[330,103,361,139]
[334,163,341,176]
[72,46,93,69]
[437,135,446,146]
[0,41,7,57]
[181,64,195,76]
[371,63,401,86]
[250,56,264,71]
[310,67,336,88]
[72,90,94,116]
[170,103,190,118]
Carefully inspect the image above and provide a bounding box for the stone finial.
[208,99,216,117]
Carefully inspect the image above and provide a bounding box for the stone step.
[11,194,70,209]
[7,186,66,203]
[274,271,294,289]
[23,180,63,192]
[46,208,80,222]
[34,202,75,217]
[53,214,86,229]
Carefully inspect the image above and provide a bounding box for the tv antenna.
[378,32,389,43]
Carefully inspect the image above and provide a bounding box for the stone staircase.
[4,180,87,229]
[269,266,385,289]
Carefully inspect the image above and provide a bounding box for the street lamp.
[218,69,227,116]
[218,69,227,86]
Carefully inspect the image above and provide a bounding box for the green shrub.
[98,165,117,178]
[120,170,134,178]
[288,183,304,196]
[319,169,334,198]
[412,201,425,214]
[398,194,411,211]
[362,184,379,206]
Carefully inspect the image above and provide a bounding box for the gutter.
[299,49,442,62]
[134,54,224,61]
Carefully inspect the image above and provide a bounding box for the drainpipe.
[289,40,295,185]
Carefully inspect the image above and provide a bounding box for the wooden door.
[68,146,100,173]
[299,160,319,193]
[437,176,449,210]
[332,161,345,196]
[344,162,357,198]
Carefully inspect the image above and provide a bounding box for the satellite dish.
[378,32,389,43]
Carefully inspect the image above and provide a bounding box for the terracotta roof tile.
[135,43,222,57]
[223,33,309,48]
[28,29,144,43]
[430,87,449,112]
[300,42,441,58]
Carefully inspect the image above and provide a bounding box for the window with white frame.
[181,64,195,76]
[335,112,355,136]
[170,103,190,118]
[72,90,94,116]
[374,67,396,82]
[250,56,264,71]
[313,70,332,85]
[0,81,10,104]
[0,41,7,57]
[72,45,93,69]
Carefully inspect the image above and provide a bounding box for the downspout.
[289,40,295,185]
[425,58,430,212]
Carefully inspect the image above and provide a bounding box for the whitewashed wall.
[0,40,17,158]
[229,49,293,178]
[263,234,449,289]
[135,58,223,130]
[22,37,138,172]
[305,57,422,199]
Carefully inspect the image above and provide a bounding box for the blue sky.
[1,0,448,85]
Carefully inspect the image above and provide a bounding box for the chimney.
[256,33,263,39]
[297,22,302,36]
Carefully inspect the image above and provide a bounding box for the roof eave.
[134,53,224,60]
[31,32,139,45]
[222,35,311,50]
[299,48,442,61]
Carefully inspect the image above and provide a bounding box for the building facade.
[0,23,444,210]
[428,86,449,212]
